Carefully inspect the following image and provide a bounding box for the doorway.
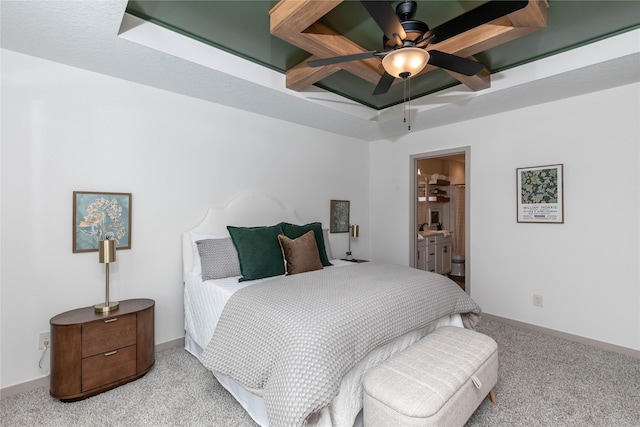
[409,147,470,294]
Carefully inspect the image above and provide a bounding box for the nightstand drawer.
[81,344,136,392]
[82,314,136,358]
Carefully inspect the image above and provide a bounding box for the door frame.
[409,146,471,294]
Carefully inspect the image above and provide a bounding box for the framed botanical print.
[73,191,132,252]
[330,200,350,233]
[517,164,564,223]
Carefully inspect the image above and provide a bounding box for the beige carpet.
[2,319,639,426]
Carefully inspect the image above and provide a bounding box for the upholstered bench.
[363,326,498,427]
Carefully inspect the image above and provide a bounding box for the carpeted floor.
[468,320,640,426]
[1,319,639,426]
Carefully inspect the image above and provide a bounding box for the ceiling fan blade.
[361,1,406,47]
[372,71,396,96]
[428,0,529,44]
[428,50,485,76]
[307,51,379,67]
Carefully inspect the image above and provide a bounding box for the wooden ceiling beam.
[271,1,382,88]
[442,65,492,92]
[299,23,383,85]
[270,0,548,94]
[426,2,549,62]
[286,56,341,91]
[269,0,342,35]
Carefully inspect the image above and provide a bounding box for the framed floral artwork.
[517,164,564,223]
[73,191,132,252]
[330,200,350,233]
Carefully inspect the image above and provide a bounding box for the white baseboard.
[0,376,50,400]
[156,337,184,352]
[0,337,185,400]
[483,313,640,359]
[5,322,637,400]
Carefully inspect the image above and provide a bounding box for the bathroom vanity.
[417,231,452,275]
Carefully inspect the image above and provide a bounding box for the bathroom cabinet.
[417,236,436,272]
[417,233,452,275]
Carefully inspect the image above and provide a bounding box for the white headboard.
[182,193,301,281]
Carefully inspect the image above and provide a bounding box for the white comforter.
[200,262,481,427]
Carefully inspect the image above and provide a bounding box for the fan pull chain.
[402,76,411,131]
[403,78,407,127]
[407,77,412,131]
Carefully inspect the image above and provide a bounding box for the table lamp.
[95,239,119,313]
[347,224,359,261]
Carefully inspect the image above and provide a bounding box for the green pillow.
[282,222,333,267]
[227,224,285,281]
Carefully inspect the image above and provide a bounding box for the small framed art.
[517,164,564,223]
[73,191,132,252]
[429,209,441,226]
[330,200,350,233]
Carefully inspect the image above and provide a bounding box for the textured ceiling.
[125,1,640,109]
[1,1,639,141]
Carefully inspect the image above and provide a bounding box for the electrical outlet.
[38,331,50,350]
[533,294,543,308]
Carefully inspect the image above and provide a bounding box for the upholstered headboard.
[182,193,301,281]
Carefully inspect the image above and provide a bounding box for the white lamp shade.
[382,48,430,78]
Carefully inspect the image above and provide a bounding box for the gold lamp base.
[94,301,119,313]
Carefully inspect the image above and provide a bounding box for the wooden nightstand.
[50,298,155,401]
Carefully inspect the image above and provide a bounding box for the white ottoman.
[363,326,498,427]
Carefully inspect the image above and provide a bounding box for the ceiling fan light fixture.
[382,48,430,79]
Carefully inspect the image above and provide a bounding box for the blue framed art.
[73,191,132,252]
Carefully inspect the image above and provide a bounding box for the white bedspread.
[183,261,471,427]
[201,263,480,426]
[184,260,356,356]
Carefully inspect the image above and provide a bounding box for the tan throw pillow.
[277,230,323,275]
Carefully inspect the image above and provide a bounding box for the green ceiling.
[126,1,640,110]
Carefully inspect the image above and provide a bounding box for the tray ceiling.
[126,1,640,109]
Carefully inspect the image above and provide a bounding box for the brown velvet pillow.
[277,230,323,275]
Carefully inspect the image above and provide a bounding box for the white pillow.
[189,232,227,276]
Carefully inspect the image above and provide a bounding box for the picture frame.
[517,164,564,223]
[73,191,132,252]
[429,209,441,226]
[330,200,350,233]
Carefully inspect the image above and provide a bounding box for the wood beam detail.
[270,0,548,94]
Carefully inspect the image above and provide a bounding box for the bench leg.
[488,388,497,404]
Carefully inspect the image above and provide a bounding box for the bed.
[182,193,481,427]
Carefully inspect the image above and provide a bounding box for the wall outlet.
[38,331,50,350]
[533,294,544,308]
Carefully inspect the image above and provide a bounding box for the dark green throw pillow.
[282,222,333,267]
[227,223,285,281]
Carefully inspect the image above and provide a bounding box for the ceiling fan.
[307,0,529,96]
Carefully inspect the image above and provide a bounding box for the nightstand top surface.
[50,298,154,326]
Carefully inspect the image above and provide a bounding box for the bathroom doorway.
[409,147,470,293]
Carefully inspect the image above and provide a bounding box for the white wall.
[0,50,370,388]
[2,47,638,391]
[369,82,640,351]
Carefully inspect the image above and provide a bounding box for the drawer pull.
[104,318,118,323]
[104,350,118,356]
